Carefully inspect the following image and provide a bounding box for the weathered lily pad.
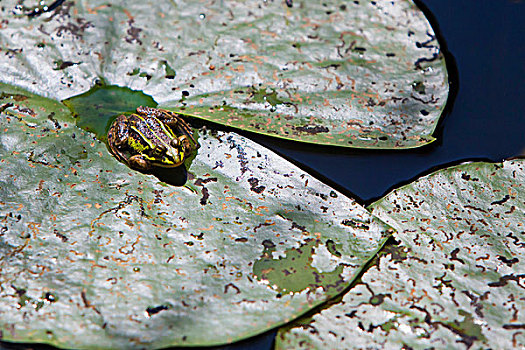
[276,160,525,349]
[0,84,392,348]
[0,0,448,148]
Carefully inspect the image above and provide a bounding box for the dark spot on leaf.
[502,324,525,330]
[200,187,210,205]
[341,219,369,230]
[53,60,80,70]
[497,256,519,267]
[248,177,265,194]
[146,304,170,316]
[43,292,58,303]
[345,310,357,318]
[369,294,386,306]
[125,19,143,45]
[507,232,525,248]
[224,283,241,294]
[326,239,341,257]
[450,248,465,264]
[191,233,204,240]
[262,239,276,250]
[488,274,525,287]
[294,125,329,135]
[194,177,217,205]
[253,221,274,233]
[290,221,307,233]
[490,195,510,206]
[53,229,68,242]
[412,81,426,94]
[55,18,93,40]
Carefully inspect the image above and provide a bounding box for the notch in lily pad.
[62,83,157,141]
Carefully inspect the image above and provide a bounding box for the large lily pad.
[0,0,448,148]
[0,84,392,348]
[276,160,525,349]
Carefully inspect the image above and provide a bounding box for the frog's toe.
[129,155,150,171]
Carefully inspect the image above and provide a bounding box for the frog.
[107,106,197,171]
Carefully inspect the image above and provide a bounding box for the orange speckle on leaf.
[123,8,134,20]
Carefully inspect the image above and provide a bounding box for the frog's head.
[146,136,189,168]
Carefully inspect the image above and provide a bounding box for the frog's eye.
[179,136,191,150]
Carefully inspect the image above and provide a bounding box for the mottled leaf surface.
[0,84,392,348]
[0,0,448,148]
[276,160,525,349]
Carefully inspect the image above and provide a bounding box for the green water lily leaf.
[276,160,525,349]
[0,0,448,148]
[0,84,392,348]
[62,85,158,141]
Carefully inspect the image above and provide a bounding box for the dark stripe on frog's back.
[129,113,175,149]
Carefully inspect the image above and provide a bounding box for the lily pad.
[62,84,158,141]
[276,160,525,349]
[0,0,448,148]
[0,84,392,348]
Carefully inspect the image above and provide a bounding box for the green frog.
[107,106,197,171]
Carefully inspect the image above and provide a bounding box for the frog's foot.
[128,154,151,171]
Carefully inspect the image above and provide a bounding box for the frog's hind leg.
[111,115,130,148]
